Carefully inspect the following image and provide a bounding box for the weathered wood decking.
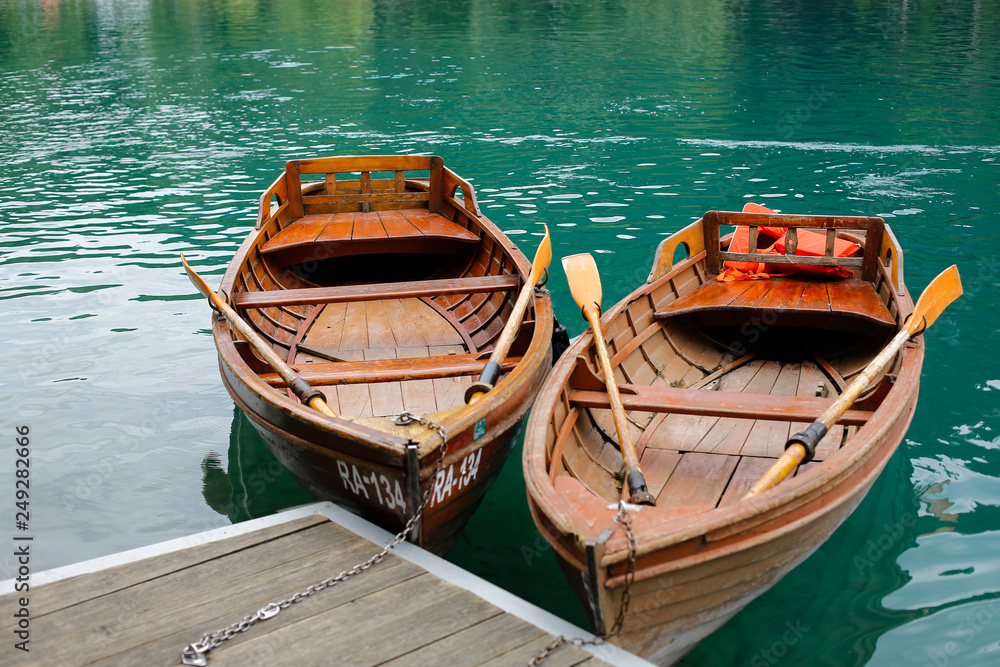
[0,503,652,667]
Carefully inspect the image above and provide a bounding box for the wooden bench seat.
[654,274,895,330]
[260,353,522,387]
[232,275,519,310]
[569,383,873,426]
[261,209,480,265]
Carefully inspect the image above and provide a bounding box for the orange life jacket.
[719,203,787,280]
[772,229,859,279]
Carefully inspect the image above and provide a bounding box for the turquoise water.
[2,1,998,664]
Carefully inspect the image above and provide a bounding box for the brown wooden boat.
[213,155,554,556]
[523,209,922,663]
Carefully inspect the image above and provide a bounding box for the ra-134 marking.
[337,449,482,512]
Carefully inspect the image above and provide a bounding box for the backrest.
[702,210,885,282]
[284,155,444,217]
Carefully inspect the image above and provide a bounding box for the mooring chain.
[180,411,448,667]
[528,500,638,666]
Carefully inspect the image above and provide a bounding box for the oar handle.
[181,254,337,418]
[743,264,962,501]
[465,281,536,404]
[466,230,551,405]
[743,328,912,500]
[584,304,656,506]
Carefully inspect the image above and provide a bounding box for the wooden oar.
[743,264,962,500]
[465,225,552,404]
[180,254,337,418]
[563,253,656,506]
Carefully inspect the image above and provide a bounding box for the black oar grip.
[627,471,656,506]
[289,377,324,406]
[786,423,828,464]
[478,360,502,388]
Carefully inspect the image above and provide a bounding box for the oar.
[743,264,962,500]
[180,254,337,418]
[465,225,552,404]
[563,253,656,506]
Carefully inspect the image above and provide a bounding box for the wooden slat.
[398,347,439,414]
[432,344,473,411]
[719,252,864,268]
[655,275,894,327]
[826,278,895,326]
[400,208,475,238]
[693,360,782,454]
[568,384,874,426]
[261,210,478,257]
[379,613,547,666]
[295,155,435,174]
[717,457,777,506]
[364,349,406,419]
[738,361,801,458]
[656,452,739,511]
[232,275,519,309]
[316,211,355,243]
[4,513,617,667]
[378,209,424,239]
[351,210,388,241]
[260,353,523,386]
[797,281,832,315]
[638,448,683,499]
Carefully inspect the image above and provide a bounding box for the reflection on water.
[2,0,999,663]
[201,408,312,524]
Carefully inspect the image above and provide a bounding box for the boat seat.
[258,352,522,387]
[654,274,896,330]
[568,383,873,426]
[653,210,896,332]
[261,209,480,266]
[231,274,519,309]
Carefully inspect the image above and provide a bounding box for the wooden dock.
[1,503,653,666]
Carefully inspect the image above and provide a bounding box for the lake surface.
[2,1,998,664]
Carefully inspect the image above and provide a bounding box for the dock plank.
[20,514,329,618]
[0,509,630,667]
[379,613,547,666]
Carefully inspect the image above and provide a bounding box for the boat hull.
[211,155,554,556]
[523,211,923,663]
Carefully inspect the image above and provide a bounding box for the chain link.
[181,411,449,666]
[528,500,638,667]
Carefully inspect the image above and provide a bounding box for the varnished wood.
[744,265,962,498]
[232,275,519,309]
[260,353,524,386]
[701,210,884,279]
[563,253,655,505]
[207,155,554,556]
[260,209,480,265]
[568,384,873,425]
[522,209,929,665]
[655,275,896,329]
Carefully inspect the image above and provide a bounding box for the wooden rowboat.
[212,155,553,556]
[524,209,922,663]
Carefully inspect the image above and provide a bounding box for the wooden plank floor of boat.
[0,503,652,666]
[295,296,474,418]
[570,358,854,510]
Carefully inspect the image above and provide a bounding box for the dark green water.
[2,1,998,664]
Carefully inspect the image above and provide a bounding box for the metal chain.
[180,411,448,667]
[528,501,638,666]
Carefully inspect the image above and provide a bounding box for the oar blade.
[562,252,603,312]
[909,264,962,333]
[531,224,553,285]
[180,253,213,298]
